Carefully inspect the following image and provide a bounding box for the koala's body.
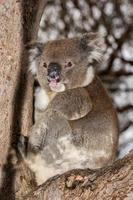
[18,33,119,185]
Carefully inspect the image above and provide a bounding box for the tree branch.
[117,105,133,112]
[24,151,133,200]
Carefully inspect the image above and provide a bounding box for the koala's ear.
[80,32,105,62]
[25,42,44,75]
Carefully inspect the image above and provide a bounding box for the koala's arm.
[49,88,92,120]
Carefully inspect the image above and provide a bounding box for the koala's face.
[29,33,104,92]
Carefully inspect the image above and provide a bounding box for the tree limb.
[24,151,133,200]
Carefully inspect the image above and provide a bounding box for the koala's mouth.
[48,77,65,92]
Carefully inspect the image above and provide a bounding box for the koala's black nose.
[47,62,61,80]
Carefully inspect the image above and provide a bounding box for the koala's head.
[28,33,105,92]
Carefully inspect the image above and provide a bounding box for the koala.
[18,33,119,185]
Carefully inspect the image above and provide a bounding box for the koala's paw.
[17,135,28,158]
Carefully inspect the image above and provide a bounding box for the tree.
[0,0,47,199]
[25,151,133,200]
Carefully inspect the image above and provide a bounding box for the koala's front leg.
[49,88,92,120]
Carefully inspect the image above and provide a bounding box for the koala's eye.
[65,61,73,68]
[43,63,47,68]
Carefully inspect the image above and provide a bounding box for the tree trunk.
[0,0,47,199]
[25,151,133,200]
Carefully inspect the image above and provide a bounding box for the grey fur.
[18,33,119,185]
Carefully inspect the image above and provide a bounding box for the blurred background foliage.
[38,0,133,157]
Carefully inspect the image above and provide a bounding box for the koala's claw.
[17,135,28,158]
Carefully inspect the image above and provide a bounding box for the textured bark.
[25,151,133,200]
[0,0,47,199]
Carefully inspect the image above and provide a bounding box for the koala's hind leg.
[18,135,28,159]
[18,109,73,184]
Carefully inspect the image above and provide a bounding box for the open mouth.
[48,77,65,92]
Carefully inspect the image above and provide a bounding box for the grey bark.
[25,151,133,200]
[0,0,47,199]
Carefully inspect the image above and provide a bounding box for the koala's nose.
[47,62,61,80]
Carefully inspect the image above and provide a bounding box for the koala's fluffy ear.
[25,42,44,75]
[80,32,105,62]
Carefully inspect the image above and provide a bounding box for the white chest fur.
[34,87,50,111]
